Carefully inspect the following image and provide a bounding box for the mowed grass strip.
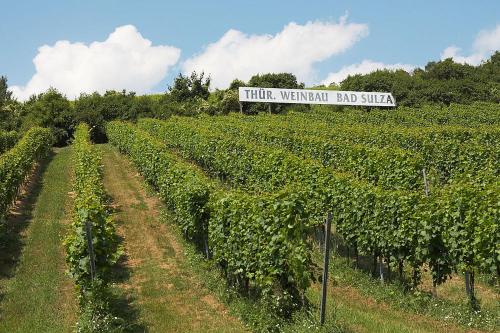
[0,147,78,333]
[99,144,248,333]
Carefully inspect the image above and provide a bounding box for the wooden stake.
[422,168,437,297]
[85,221,96,281]
[422,168,429,196]
[320,212,332,326]
[379,255,384,283]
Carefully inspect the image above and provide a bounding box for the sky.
[0,0,499,100]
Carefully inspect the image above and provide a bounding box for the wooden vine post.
[85,220,96,281]
[422,168,438,297]
[320,212,332,326]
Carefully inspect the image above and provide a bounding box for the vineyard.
[0,103,498,333]
[132,107,499,286]
[107,103,498,329]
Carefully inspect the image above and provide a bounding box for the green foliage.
[106,121,315,311]
[74,90,156,142]
[0,76,13,108]
[339,52,500,106]
[0,127,53,220]
[0,77,20,131]
[163,114,427,191]
[209,189,313,305]
[0,130,19,154]
[66,123,124,332]
[243,73,308,114]
[248,73,305,90]
[20,88,74,145]
[202,89,241,115]
[1,53,500,143]
[0,102,22,132]
[439,177,500,275]
[76,280,125,333]
[138,116,499,288]
[228,78,246,90]
[169,71,211,103]
[106,121,211,243]
[65,124,121,288]
[243,106,500,186]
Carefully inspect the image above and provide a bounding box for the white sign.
[239,87,396,107]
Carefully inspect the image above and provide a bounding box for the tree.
[228,79,246,90]
[245,73,307,114]
[0,76,18,131]
[169,71,210,102]
[0,76,13,108]
[341,69,425,107]
[21,88,74,145]
[74,90,143,142]
[478,51,500,82]
[339,53,499,107]
[248,73,304,89]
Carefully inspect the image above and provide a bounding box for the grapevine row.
[161,116,426,191]
[242,109,500,148]
[106,121,314,306]
[178,114,499,186]
[64,124,121,288]
[138,118,499,283]
[0,130,18,155]
[0,127,52,221]
[64,123,122,330]
[302,102,500,127]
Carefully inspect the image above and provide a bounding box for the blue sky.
[1,0,499,99]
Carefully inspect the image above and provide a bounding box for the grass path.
[0,148,78,333]
[99,144,248,333]
[325,285,474,333]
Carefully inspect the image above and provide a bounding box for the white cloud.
[321,60,414,85]
[10,25,181,100]
[182,17,369,89]
[440,24,500,65]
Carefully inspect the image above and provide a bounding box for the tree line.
[0,52,498,145]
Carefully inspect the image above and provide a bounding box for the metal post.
[239,102,243,114]
[320,212,332,325]
[379,255,384,283]
[85,220,96,281]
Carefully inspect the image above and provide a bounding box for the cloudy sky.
[1,0,499,100]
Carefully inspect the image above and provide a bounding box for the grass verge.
[328,254,499,331]
[0,147,78,333]
[100,143,248,333]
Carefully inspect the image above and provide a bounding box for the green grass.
[327,254,499,331]
[0,147,78,333]
[99,144,248,333]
